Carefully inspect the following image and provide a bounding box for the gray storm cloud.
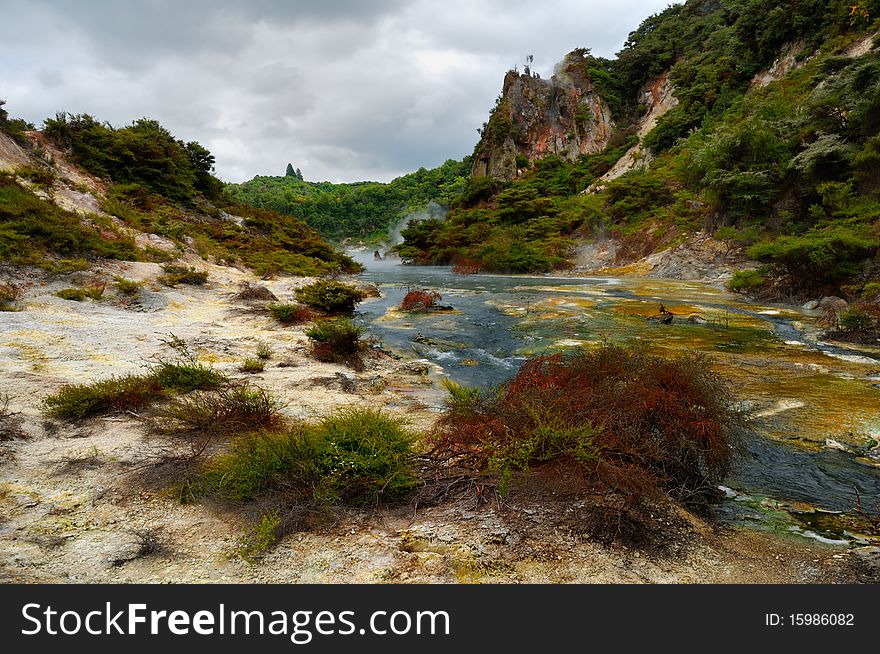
[0,0,672,183]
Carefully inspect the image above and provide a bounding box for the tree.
[295,167,303,181]
[286,163,295,177]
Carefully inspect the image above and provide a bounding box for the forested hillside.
[225,158,470,241]
[397,0,880,304]
[0,111,358,276]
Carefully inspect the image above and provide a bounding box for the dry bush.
[430,346,744,544]
[151,384,285,442]
[234,282,278,302]
[0,282,22,310]
[0,394,25,441]
[400,288,442,312]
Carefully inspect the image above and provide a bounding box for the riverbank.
[0,259,877,583]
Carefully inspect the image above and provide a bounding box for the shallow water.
[353,254,880,537]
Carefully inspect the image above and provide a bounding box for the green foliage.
[43,113,219,200]
[56,285,104,301]
[838,306,875,331]
[239,358,265,374]
[397,145,634,272]
[255,342,273,360]
[441,379,483,418]
[113,276,142,296]
[45,338,228,420]
[44,374,163,420]
[295,280,366,314]
[158,264,208,286]
[305,318,365,365]
[236,509,281,563]
[0,174,145,270]
[0,99,34,146]
[151,360,226,394]
[199,408,417,505]
[268,303,315,325]
[748,224,879,284]
[728,268,768,292]
[225,158,471,240]
[32,111,354,278]
[153,384,283,436]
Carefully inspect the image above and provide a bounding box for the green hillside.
[1,112,359,276]
[396,0,880,301]
[224,158,470,241]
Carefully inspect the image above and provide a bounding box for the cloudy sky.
[0,0,672,183]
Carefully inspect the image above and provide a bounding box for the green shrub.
[235,509,281,563]
[839,307,875,331]
[150,334,226,392]
[305,318,365,366]
[747,225,878,286]
[17,164,56,188]
[239,358,265,374]
[45,374,163,420]
[1,175,144,269]
[199,408,417,504]
[441,378,482,417]
[727,268,767,292]
[159,264,209,286]
[151,360,225,393]
[113,276,142,296]
[295,280,366,314]
[56,285,105,301]
[268,303,314,325]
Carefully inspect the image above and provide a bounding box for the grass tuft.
[268,303,315,325]
[239,358,265,374]
[255,342,273,360]
[113,276,142,296]
[56,285,105,302]
[158,264,208,286]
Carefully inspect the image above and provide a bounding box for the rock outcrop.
[592,72,679,187]
[471,50,613,181]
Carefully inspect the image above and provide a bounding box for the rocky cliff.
[471,50,614,180]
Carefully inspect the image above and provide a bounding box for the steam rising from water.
[387,201,446,246]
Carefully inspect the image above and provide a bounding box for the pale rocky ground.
[568,231,748,286]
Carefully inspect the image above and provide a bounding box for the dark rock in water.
[413,333,436,345]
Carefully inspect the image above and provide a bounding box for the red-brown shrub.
[452,258,481,275]
[430,346,744,542]
[400,288,442,312]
